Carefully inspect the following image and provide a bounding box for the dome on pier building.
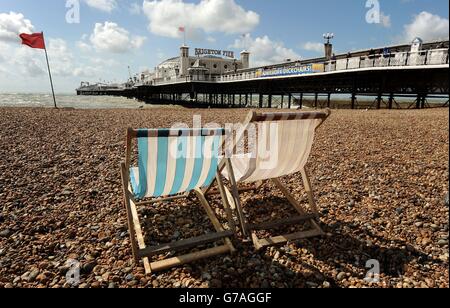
[149,45,250,84]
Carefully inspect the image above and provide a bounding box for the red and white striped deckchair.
[208,110,331,250]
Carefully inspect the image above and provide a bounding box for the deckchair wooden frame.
[205,109,331,250]
[120,128,236,274]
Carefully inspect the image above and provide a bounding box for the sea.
[0,93,147,109]
[0,93,446,109]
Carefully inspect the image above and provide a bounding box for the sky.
[0,0,448,93]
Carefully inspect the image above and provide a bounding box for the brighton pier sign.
[195,48,235,58]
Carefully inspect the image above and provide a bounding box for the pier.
[77,40,449,109]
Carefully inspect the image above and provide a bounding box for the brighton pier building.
[138,46,250,85]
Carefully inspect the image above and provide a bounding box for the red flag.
[178,26,185,33]
[19,32,45,49]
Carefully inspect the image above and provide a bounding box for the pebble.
[125,274,134,281]
[437,239,448,247]
[82,262,97,274]
[430,224,439,231]
[336,272,346,281]
[210,279,222,288]
[202,272,212,281]
[27,268,40,282]
[261,280,270,288]
[306,281,318,288]
[0,229,11,237]
[273,251,280,261]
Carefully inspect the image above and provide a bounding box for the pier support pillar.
[245,94,249,107]
[288,94,292,109]
[351,93,357,109]
[268,94,272,108]
[415,93,421,109]
[388,93,394,109]
[376,93,382,109]
[421,94,427,109]
[314,93,318,109]
[327,93,331,108]
[299,93,304,109]
[259,94,263,108]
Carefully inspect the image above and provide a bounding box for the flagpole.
[42,32,57,109]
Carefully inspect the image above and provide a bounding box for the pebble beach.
[0,106,448,288]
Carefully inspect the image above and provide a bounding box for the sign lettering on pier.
[256,63,325,78]
[195,48,235,59]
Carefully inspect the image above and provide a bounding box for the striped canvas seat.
[121,127,236,274]
[222,113,325,183]
[208,110,331,250]
[130,128,224,199]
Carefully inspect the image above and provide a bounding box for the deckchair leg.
[120,163,151,273]
[194,189,235,253]
[242,176,325,250]
[215,173,236,233]
[120,163,139,262]
[300,168,320,216]
[272,178,308,215]
[224,158,249,237]
[272,177,324,235]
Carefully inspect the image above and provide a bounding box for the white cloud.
[89,22,146,53]
[301,42,323,53]
[129,2,142,15]
[380,12,391,28]
[232,34,300,67]
[47,38,78,77]
[76,40,92,52]
[84,0,117,13]
[0,11,34,43]
[12,46,46,77]
[0,42,6,62]
[403,11,449,42]
[142,0,259,38]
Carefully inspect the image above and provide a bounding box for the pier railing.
[147,48,448,86]
[325,48,449,72]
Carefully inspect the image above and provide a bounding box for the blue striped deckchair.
[120,128,236,274]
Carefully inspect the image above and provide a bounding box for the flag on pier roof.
[178,26,185,32]
[19,32,46,49]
